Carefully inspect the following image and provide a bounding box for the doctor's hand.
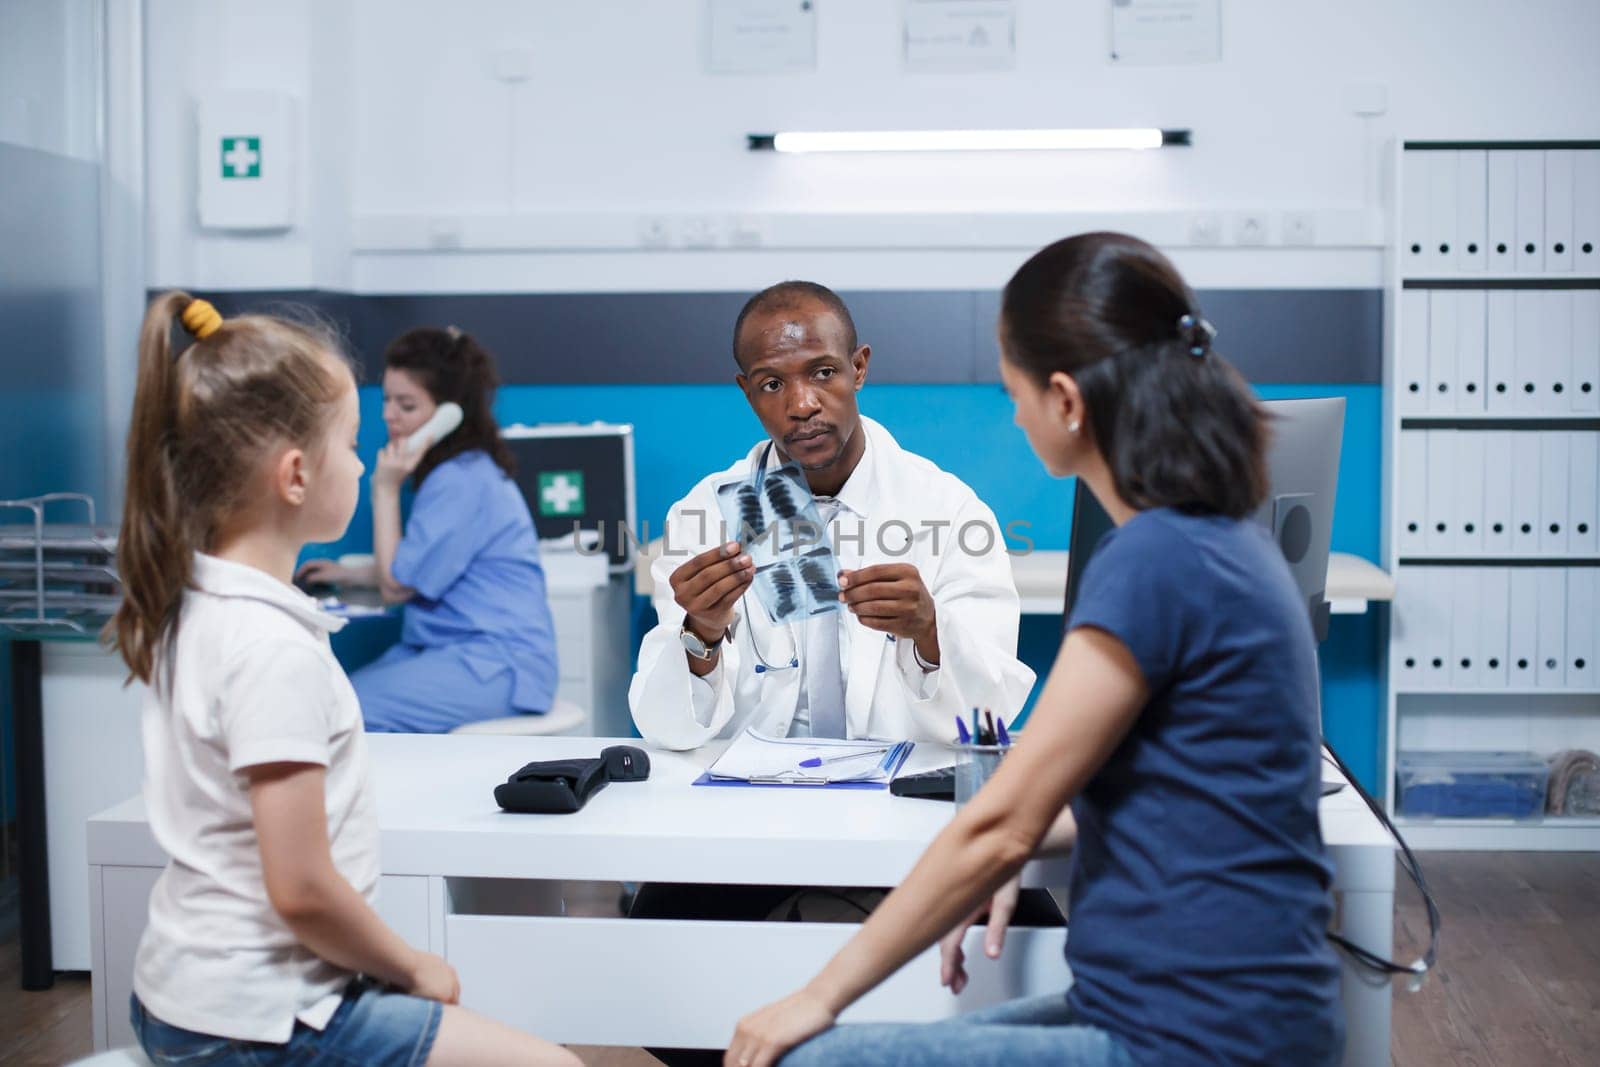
[838,564,940,665]
[370,441,423,496]
[939,872,1021,995]
[671,541,755,644]
[726,986,837,1067]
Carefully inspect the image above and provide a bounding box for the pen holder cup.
[954,744,1007,807]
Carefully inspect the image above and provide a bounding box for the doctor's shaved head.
[732,281,858,369]
[732,281,872,494]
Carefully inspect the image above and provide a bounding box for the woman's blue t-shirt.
[1064,507,1343,1067]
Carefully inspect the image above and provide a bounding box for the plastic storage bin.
[1396,751,1550,819]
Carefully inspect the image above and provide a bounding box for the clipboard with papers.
[692,728,915,789]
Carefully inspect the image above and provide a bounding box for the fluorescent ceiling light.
[748,129,1190,153]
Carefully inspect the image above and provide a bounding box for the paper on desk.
[318,597,389,619]
[705,727,907,784]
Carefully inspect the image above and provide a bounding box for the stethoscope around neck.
[736,441,891,676]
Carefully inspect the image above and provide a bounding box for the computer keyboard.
[890,765,955,801]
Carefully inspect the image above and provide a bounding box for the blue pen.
[955,716,972,745]
[972,708,980,745]
[996,716,1012,747]
[799,747,891,768]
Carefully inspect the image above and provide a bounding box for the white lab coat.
[630,416,1036,751]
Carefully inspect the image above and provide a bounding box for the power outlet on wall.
[679,215,720,249]
[1232,213,1270,246]
[1188,213,1223,246]
[1281,211,1316,245]
[637,216,672,248]
[728,216,766,248]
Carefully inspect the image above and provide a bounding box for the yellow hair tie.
[181,299,223,340]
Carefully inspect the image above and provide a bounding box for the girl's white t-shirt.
[132,553,381,1044]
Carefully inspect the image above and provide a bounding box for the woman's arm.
[369,443,418,605]
[248,762,457,1002]
[726,626,1147,1067]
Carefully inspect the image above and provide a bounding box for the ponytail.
[104,292,351,686]
[1074,337,1268,518]
[1000,232,1269,518]
[107,292,199,685]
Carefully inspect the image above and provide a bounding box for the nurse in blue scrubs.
[297,326,559,732]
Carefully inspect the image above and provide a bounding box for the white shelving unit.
[1383,139,1600,850]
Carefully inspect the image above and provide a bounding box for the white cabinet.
[1384,140,1600,850]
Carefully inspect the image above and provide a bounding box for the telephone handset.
[403,401,463,456]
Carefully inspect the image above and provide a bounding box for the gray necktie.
[805,499,847,739]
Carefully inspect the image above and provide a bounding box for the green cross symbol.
[538,471,585,517]
[221,137,261,179]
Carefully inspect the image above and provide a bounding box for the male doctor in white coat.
[626,282,1045,1066]
[630,281,1035,751]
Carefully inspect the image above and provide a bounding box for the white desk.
[1012,550,1396,616]
[87,735,1394,1064]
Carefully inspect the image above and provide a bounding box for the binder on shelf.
[1391,567,1425,689]
[1449,566,1481,689]
[1512,290,1543,413]
[1420,567,1454,689]
[1478,567,1511,690]
[1574,149,1600,273]
[1425,429,1456,554]
[1567,568,1597,691]
[1398,430,1429,555]
[1455,288,1487,411]
[1542,290,1573,413]
[1481,430,1514,555]
[1511,431,1543,556]
[1570,432,1599,555]
[1401,149,1430,271]
[1485,290,1517,412]
[1540,433,1571,554]
[1507,567,1540,686]
[1535,567,1567,690]
[1398,289,1429,413]
[1456,150,1488,273]
[1454,431,1486,554]
[1544,149,1575,274]
[1427,290,1458,412]
[1427,150,1459,275]
[1515,150,1545,273]
[1487,150,1518,272]
[1574,290,1599,412]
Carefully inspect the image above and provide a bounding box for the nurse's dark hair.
[383,327,514,487]
[107,291,353,686]
[1001,232,1268,519]
[732,280,859,367]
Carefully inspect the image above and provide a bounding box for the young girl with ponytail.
[726,233,1344,1067]
[107,293,578,1066]
[296,326,558,733]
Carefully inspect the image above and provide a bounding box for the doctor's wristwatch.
[679,619,729,661]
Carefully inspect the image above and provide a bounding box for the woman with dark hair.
[725,233,1343,1067]
[297,326,558,733]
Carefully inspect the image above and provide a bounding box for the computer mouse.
[600,745,650,781]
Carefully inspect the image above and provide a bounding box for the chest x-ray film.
[714,464,842,625]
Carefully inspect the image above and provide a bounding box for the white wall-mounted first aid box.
[196,90,296,231]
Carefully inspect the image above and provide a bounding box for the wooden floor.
[3,853,1597,1065]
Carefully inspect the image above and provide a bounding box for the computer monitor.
[1062,397,1346,643]
[500,422,638,574]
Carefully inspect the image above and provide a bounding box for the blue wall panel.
[313,379,1386,791]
